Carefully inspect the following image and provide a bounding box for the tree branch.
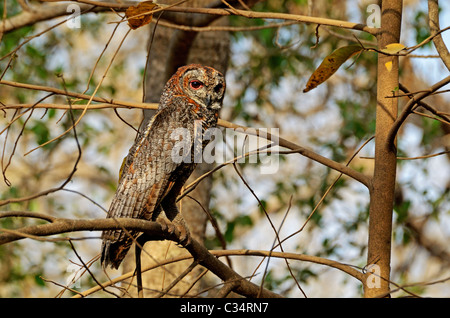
[0,80,157,109]
[387,75,450,147]
[0,2,109,34]
[76,248,365,297]
[399,83,450,124]
[160,5,377,35]
[2,1,376,35]
[0,96,371,189]
[218,119,372,188]
[0,211,365,297]
[0,214,281,298]
[0,212,367,296]
[428,0,450,71]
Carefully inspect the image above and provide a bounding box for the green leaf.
[224,215,253,242]
[34,274,46,287]
[303,45,363,93]
[394,200,411,223]
[30,121,50,146]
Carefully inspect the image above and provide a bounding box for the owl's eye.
[189,80,204,90]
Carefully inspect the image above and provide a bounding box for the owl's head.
[162,64,226,111]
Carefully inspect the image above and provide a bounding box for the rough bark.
[364,0,402,298]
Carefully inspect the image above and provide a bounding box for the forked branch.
[0,211,368,297]
[0,214,281,298]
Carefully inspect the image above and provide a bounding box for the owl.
[101,64,226,269]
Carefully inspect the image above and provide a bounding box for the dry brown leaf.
[125,1,157,30]
[303,45,363,93]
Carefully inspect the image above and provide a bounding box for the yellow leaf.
[380,43,406,55]
[125,1,157,30]
[385,61,393,72]
[303,45,363,93]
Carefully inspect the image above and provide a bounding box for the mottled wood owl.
[101,64,226,269]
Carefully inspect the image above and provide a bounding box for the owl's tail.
[100,231,135,270]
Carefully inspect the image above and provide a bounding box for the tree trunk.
[121,0,230,297]
[364,0,403,298]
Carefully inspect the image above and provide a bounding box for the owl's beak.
[205,96,219,110]
[205,96,212,107]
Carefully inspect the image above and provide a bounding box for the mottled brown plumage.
[101,64,225,269]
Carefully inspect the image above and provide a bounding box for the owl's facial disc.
[183,69,225,110]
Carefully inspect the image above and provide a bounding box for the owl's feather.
[101,100,195,268]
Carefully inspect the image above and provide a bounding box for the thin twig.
[278,136,375,247]
[0,81,157,109]
[23,28,132,155]
[155,260,199,298]
[387,75,450,147]
[68,240,119,297]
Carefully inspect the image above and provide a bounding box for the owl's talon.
[158,218,176,234]
[158,216,191,246]
[176,224,191,246]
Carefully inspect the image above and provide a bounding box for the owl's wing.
[101,100,194,269]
